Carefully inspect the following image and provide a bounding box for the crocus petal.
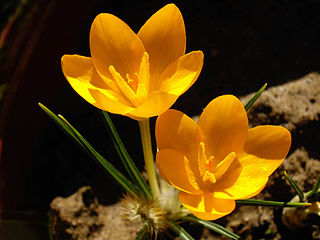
[179,192,236,220]
[61,54,133,114]
[158,51,204,94]
[198,95,248,163]
[213,166,268,199]
[127,91,177,119]
[61,54,106,92]
[237,125,291,176]
[156,149,200,194]
[90,13,145,82]
[89,89,134,115]
[138,4,186,82]
[156,109,199,159]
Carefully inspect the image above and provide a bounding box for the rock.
[271,148,320,198]
[50,186,138,240]
[241,72,320,131]
[241,72,320,159]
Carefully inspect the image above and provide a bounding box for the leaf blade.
[38,103,138,196]
[101,111,152,199]
[284,171,305,202]
[236,199,310,207]
[167,221,195,240]
[182,216,240,240]
[244,83,267,111]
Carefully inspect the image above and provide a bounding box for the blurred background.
[0,0,319,238]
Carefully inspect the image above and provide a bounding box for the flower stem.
[138,119,160,199]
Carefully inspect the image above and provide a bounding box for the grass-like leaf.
[236,199,311,207]
[307,175,320,199]
[182,216,241,240]
[244,83,267,111]
[167,221,195,240]
[101,111,152,200]
[38,103,86,150]
[135,223,149,240]
[284,171,305,202]
[38,103,139,197]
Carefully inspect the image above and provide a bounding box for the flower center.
[197,142,236,190]
[109,52,150,107]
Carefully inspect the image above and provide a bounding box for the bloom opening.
[61,4,203,120]
[156,95,291,220]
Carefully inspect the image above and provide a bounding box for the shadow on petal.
[179,192,235,220]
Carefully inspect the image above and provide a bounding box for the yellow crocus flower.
[156,95,291,220]
[61,4,203,120]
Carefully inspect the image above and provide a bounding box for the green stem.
[101,111,152,200]
[138,119,160,199]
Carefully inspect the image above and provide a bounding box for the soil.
[50,73,320,239]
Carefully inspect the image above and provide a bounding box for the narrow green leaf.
[284,171,305,202]
[236,199,311,207]
[307,176,320,199]
[244,83,267,111]
[182,216,240,240]
[101,112,136,184]
[38,103,85,150]
[135,223,149,240]
[167,221,195,240]
[38,103,139,196]
[101,111,152,200]
[58,114,139,196]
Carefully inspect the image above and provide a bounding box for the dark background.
[0,0,319,211]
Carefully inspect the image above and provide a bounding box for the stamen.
[198,142,207,176]
[202,171,216,184]
[108,52,150,108]
[138,52,150,92]
[136,84,147,101]
[109,65,139,107]
[213,152,236,180]
[198,142,217,188]
[126,73,138,92]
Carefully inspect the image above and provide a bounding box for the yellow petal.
[213,166,268,199]
[61,54,106,92]
[156,149,200,194]
[61,54,133,114]
[90,13,145,82]
[237,125,291,176]
[89,89,134,115]
[179,192,235,220]
[198,95,248,164]
[138,4,186,81]
[155,109,199,159]
[126,91,177,119]
[157,51,204,94]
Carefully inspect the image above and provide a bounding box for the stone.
[50,186,138,240]
[241,72,320,131]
